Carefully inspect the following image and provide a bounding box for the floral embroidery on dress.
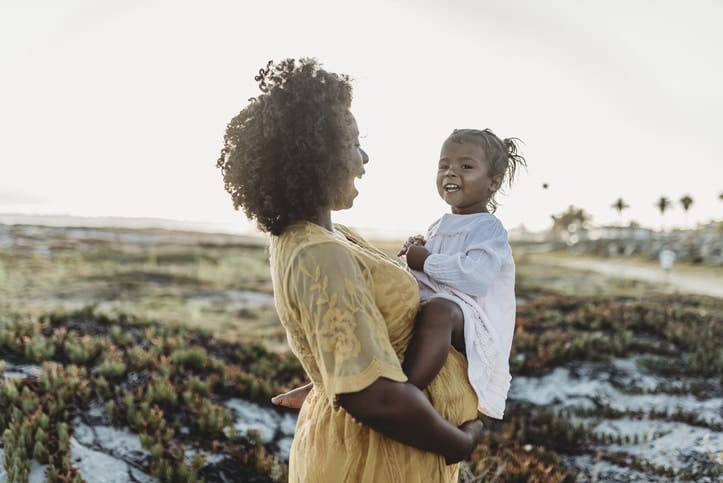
[271,222,419,383]
[317,293,361,360]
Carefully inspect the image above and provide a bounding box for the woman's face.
[332,112,368,210]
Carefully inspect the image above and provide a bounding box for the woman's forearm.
[337,378,477,464]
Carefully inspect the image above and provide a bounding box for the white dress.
[410,212,515,419]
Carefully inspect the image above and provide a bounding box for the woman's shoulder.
[334,223,407,266]
[273,223,360,273]
[334,223,369,244]
[273,222,335,251]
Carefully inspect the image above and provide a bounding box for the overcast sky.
[1,0,721,236]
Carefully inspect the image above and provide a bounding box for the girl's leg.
[271,382,313,409]
[402,298,465,390]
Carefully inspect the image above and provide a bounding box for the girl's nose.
[360,148,369,164]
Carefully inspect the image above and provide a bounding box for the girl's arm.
[407,220,510,297]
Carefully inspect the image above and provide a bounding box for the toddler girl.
[400,128,525,419]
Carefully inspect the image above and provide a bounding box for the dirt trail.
[532,254,723,299]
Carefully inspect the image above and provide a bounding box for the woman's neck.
[308,208,334,232]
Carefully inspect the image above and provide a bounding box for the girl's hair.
[446,128,526,212]
[216,58,354,235]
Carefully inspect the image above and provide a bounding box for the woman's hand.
[397,235,426,256]
[447,419,484,464]
[271,383,313,409]
[405,245,431,271]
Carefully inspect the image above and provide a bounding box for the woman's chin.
[333,200,355,211]
[332,187,358,211]
[335,199,357,212]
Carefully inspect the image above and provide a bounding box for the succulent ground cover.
[469,291,722,482]
[0,308,304,482]
[2,291,719,482]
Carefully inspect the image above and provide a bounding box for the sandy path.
[532,255,723,299]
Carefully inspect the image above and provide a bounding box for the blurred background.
[1,0,721,237]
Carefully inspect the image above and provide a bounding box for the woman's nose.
[360,148,369,165]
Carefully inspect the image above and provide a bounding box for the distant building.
[587,224,654,242]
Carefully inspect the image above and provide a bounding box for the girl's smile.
[436,138,501,215]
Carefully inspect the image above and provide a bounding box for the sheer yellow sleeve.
[288,242,407,402]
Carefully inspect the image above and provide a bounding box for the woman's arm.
[271,373,482,461]
[273,379,482,462]
[338,378,483,464]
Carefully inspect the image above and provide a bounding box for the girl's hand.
[406,245,431,271]
[397,235,426,256]
[271,383,313,409]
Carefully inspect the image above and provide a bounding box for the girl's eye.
[462,164,473,169]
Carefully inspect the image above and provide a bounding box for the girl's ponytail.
[502,137,527,189]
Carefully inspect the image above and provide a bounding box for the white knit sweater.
[411,212,516,419]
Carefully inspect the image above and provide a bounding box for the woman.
[216,58,482,482]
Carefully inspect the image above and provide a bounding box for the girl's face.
[332,112,368,211]
[437,138,500,214]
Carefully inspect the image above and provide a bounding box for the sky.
[1,0,721,238]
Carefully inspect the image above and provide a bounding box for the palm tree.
[610,197,629,243]
[612,197,629,223]
[679,195,693,228]
[551,205,591,243]
[656,196,671,232]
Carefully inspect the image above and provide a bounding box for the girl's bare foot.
[271,383,312,409]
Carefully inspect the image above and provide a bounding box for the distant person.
[397,128,525,420]
[218,58,482,482]
[659,247,676,281]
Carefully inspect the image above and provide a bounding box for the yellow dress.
[270,222,478,483]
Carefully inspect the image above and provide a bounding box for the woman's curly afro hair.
[216,58,354,235]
